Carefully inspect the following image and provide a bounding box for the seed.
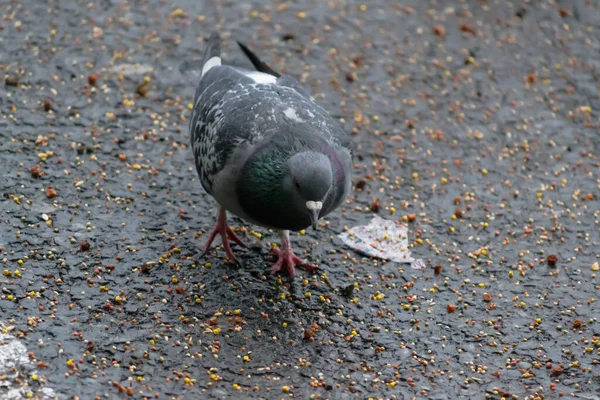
[45,187,57,198]
[78,240,91,252]
[447,304,456,313]
[43,99,52,112]
[88,73,98,86]
[546,254,558,267]
[30,164,43,178]
[434,265,442,275]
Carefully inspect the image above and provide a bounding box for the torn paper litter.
[339,215,425,269]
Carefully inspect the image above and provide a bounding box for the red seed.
[447,304,456,313]
[434,265,442,275]
[546,254,558,267]
[78,240,91,252]
[433,25,447,37]
[88,73,98,86]
[30,164,43,178]
[369,198,381,213]
[45,187,57,198]
[551,365,563,377]
[407,213,416,223]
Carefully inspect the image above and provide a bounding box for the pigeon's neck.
[236,143,295,229]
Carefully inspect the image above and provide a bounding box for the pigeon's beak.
[306,201,323,230]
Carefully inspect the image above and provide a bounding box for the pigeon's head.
[284,151,332,230]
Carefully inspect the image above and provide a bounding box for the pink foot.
[270,230,316,278]
[201,207,247,263]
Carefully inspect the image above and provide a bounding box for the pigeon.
[189,32,352,277]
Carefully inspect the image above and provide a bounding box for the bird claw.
[200,208,246,264]
[270,247,316,278]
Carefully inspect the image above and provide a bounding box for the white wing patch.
[245,71,277,84]
[202,56,221,76]
[283,107,305,123]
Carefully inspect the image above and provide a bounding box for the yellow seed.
[234,309,241,315]
[31,375,38,381]
[282,322,288,328]
[441,177,448,184]
[520,302,526,307]
[282,385,291,392]
[449,227,455,233]
[304,292,312,298]
[509,271,514,278]
[299,229,306,235]
[403,304,410,311]
[390,207,396,214]
[297,11,306,18]
[149,339,155,345]
[66,359,74,367]
[535,318,541,324]
[17,259,23,265]
[360,5,367,11]
[412,172,418,180]
[46,220,52,226]
[172,276,179,284]
[537,192,543,198]
[372,115,379,121]
[233,383,240,390]
[250,10,258,17]
[3,270,11,277]
[481,169,488,175]
[137,376,143,382]
[7,295,13,301]
[212,328,221,334]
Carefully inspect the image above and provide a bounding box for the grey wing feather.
[190,66,255,193]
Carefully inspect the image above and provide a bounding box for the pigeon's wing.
[190,65,257,193]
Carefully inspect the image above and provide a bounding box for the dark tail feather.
[203,32,221,67]
[237,41,281,78]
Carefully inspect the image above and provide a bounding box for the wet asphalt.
[1,0,599,399]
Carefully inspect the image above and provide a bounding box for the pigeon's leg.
[201,207,247,261]
[271,230,316,278]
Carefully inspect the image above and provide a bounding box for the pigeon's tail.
[237,41,281,78]
[201,32,222,77]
